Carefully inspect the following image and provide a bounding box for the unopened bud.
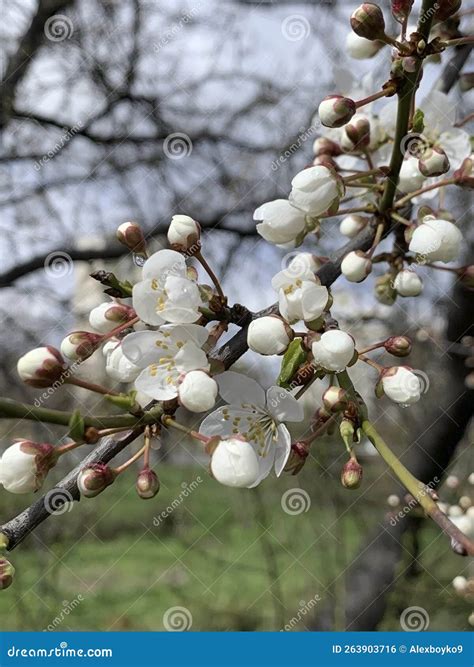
[312,137,342,157]
[391,0,414,23]
[312,154,339,170]
[318,95,356,128]
[77,463,115,498]
[116,221,147,255]
[350,4,386,41]
[136,468,160,499]
[284,441,310,475]
[384,335,412,357]
[89,302,135,334]
[454,157,474,189]
[339,419,355,449]
[341,458,363,489]
[60,331,102,362]
[342,115,371,152]
[0,558,15,590]
[323,386,349,412]
[17,347,67,388]
[84,427,100,444]
[375,274,397,306]
[418,146,450,177]
[167,215,201,254]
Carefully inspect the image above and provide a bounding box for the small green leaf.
[277,339,307,388]
[412,109,424,134]
[68,409,85,441]
[105,391,138,411]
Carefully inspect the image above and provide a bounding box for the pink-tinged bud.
[341,458,363,489]
[17,347,67,388]
[460,266,474,290]
[318,95,356,129]
[60,331,102,362]
[312,154,339,170]
[0,440,56,494]
[0,558,15,590]
[89,302,135,334]
[384,336,412,357]
[418,146,450,178]
[312,137,342,157]
[116,221,147,254]
[167,215,201,253]
[454,158,474,189]
[284,441,310,475]
[391,0,414,23]
[350,4,386,41]
[77,463,115,498]
[342,115,371,152]
[136,468,160,499]
[434,0,461,21]
[323,386,349,412]
[459,73,474,93]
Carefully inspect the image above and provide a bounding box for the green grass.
[0,462,471,631]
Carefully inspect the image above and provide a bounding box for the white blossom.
[398,156,425,194]
[289,166,345,216]
[210,437,261,488]
[200,372,304,487]
[254,199,306,245]
[393,269,423,297]
[311,330,355,372]
[271,267,329,324]
[382,367,421,405]
[341,251,372,283]
[345,31,380,59]
[339,214,367,238]
[178,370,218,413]
[103,340,141,382]
[121,325,210,401]
[0,441,55,494]
[247,316,293,356]
[409,217,462,263]
[132,249,204,326]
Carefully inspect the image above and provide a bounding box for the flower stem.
[355,84,397,109]
[161,415,209,443]
[320,205,375,219]
[195,251,225,300]
[343,169,382,183]
[394,177,457,208]
[65,377,120,396]
[358,354,384,372]
[442,36,474,47]
[112,443,147,474]
[362,419,474,556]
[101,316,139,342]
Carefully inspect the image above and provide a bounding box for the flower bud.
[384,336,412,357]
[289,166,345,216]
[312,330,355,372]
[178,370,218,413]
[391,0,414,23]
[17,347,66,388]
[339,215,368,238]
[136,468,160,499]
[342,115,371,152]
[284,441,310,475]
[116,221,147,254]
[341,458,363,489]
[345,31,381,59]
[341,250,372,283]
[318,95,356,129]
[452,575,467,593]
[409,217,462,263]
[60,331,103,362]
[0,440,56,494]
[210,437,260,488]
[312,137,342,157]
[393,269,423,297]
[77,463,116,498]
[350,4,386,41]
[398,156,425,194]
[381,366,422,405]
[167,215,201,253]
[247,315,293,356]
[418,146,450,177]
[460,265,474,289]
[89,302,135,334]
[323,386,349,412]
[454,157,474,189]
[312,154,339,170]
[375,274,396,306]
[0,558,15,590]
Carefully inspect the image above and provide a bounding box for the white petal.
[199,406,255,439]
[132,280,167,326]
[216,371,265,407]
[300,282,329,321]
[266,387,304,423]
[134,365,179,401]
[273,425,292,477]
[142,249,186,281]
[174,342,210,373]
[121,331,167,367]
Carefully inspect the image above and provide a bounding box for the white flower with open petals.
[199,372,304,488]
[121,325,210,401]
[132,249,204,326]
[271,268,329,324]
